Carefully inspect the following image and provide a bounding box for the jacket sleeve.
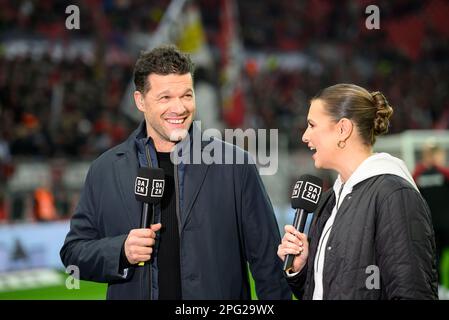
[60,166,134,283]
[241,163,292,299]
[375,187,438,299]
[285,265,308,299]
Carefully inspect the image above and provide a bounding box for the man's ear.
[338,118,353,141]
[134,91,145,112]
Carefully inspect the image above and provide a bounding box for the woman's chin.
[312,154,321,168]
[314,160,331,170]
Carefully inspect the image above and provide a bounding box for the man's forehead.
[148,73,193,84]
[147,73,192,93]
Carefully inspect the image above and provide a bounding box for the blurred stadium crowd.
[0,0,449,223]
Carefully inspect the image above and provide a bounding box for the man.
[413,142,449,290]
[60,45,290,300]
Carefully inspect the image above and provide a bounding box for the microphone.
[283,174,323,273]
[134,167,165,266]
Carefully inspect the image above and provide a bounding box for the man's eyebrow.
[156,90,171,98]
[155,89,193,98]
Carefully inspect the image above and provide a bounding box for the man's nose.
[170,97,187,114]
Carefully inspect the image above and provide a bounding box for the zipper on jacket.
[315,183,345,292]
[173,162,183,299]
[173,164,182,237]
[335,183,345,211]
[144,143,153,300]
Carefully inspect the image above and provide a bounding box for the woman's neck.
[337,148,373,183]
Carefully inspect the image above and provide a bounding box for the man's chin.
[169,128,189,142]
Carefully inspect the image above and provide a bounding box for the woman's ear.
[338,118,353,141]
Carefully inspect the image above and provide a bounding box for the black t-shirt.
[156,151,182,299]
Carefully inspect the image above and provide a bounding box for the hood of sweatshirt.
[333,152,419,208]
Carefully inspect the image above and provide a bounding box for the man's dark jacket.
[60,122,291,300]
[286,175,439,300]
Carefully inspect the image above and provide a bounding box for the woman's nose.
[302,129,309,143]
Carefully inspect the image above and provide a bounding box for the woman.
[278,84,438,300]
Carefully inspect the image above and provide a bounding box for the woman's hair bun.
[371,91,393,136]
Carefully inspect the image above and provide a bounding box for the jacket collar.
[315,189,334,218]
[114,121,146,156]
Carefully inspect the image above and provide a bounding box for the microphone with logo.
[283,174,323,273]
[134,167,165,266]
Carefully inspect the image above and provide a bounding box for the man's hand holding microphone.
[125,224,162,265]
[126,167,165,266]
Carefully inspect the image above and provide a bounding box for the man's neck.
[145,130,176,152]
[152,139,176,153]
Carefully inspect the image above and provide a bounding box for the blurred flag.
[219,0,245,128]
[175,3,213,67]
[383,0,449,61]
[385,14,425,61]
[424,0,449,38]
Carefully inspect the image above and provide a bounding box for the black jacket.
[60,123,291,300]
[287,174,439,300]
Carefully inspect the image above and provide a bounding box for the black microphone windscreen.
[291,174,323,212]
[135,167,165,204]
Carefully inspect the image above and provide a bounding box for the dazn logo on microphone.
[135,177,149,196]
[151,180,164,197]
[291,181,303,199]
[302,182,322,204]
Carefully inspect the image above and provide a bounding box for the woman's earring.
[337,140,346,149]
